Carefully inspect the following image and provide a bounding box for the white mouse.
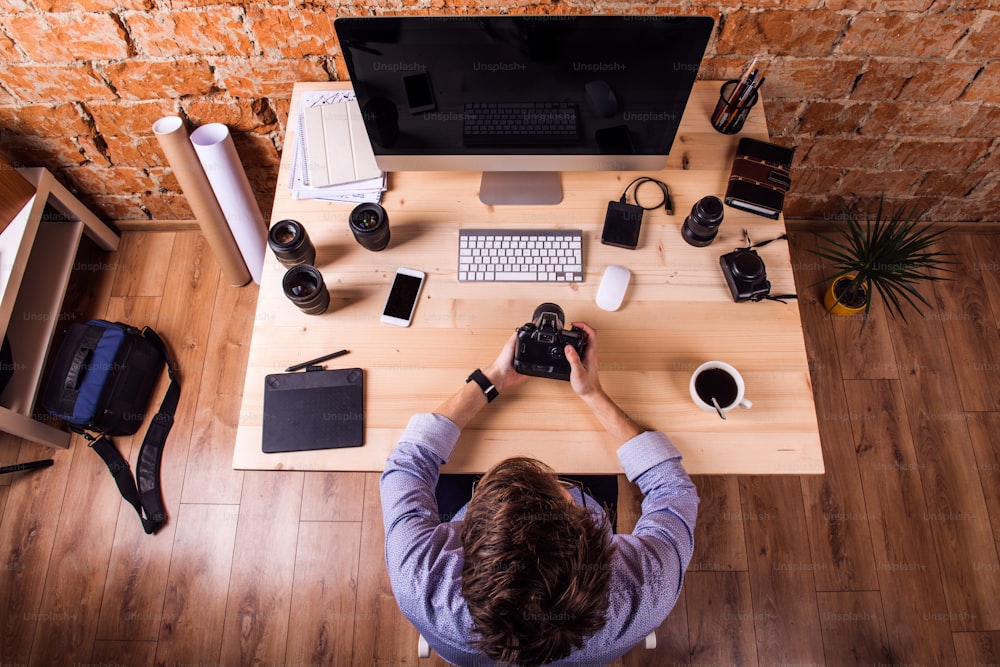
[596,264,631,311]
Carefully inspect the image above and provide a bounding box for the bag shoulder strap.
[86,326,180,535]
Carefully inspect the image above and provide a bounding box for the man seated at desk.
[380,323,699,666]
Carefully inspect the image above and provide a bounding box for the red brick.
[87,100,179,138]
[248,8,339,59]
[839,12,975,58]
[862,102,977,137]
[794,166,844,193]
[0,64,115,102]
[961,63,1000,103]
[0,31,19,61]
[182,99,278,133]
[125,9,253,57]
[960,14,1000,59]
[34,0,151,9]
[799,101,870,135]
[215,58,330,98]
[103,60,216,101]
[0,0,33,12]
[75,133,111,167]
[915,170,989,198]
[956,105,1000,138]
[740,0,824,7]
[105,136,166,168]
[63,164,156,195]
[762,57,864,99]
[0,103,90,135]
[853,60,981,103]
[85,194,150,220]
[144,192,194,220]
[827,0,934,8]
[773,11,847,56]
[764,99,804,137]
[4,12,129,61]
[229,133,280,170]
[0,132,87,167]
[803,136,897,170]
[888,139,991,171]
[837,169,923,195]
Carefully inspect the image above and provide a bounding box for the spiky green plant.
[812,197,955,328]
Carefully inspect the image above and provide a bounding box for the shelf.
[0,168,119,449]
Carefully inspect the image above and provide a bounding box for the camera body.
[514,303,587,381]
[720,248,771,302]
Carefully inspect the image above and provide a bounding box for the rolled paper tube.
[189,123,267,285]
[153,116,251,287]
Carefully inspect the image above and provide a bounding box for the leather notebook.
[724,138,795,220]
[262,368,364,453]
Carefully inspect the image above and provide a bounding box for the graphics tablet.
[262,368,364,453]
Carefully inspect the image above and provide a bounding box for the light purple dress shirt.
[381,413,699,666]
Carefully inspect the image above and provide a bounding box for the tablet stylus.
[286,349,349,372]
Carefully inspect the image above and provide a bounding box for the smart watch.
[465,368,498,403]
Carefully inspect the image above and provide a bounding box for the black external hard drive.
[601,200,644,249]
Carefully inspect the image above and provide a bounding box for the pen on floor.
[286,349,349,372]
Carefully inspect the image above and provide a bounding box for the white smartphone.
[380,268,426,327]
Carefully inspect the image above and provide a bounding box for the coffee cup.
[690,361,752,418]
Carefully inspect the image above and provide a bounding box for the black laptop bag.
[41,320,180,534]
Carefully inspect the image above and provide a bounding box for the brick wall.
[0,2,997,224]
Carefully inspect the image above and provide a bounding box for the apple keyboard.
[458,229,584,282]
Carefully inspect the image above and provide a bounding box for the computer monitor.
[334,16,715,205]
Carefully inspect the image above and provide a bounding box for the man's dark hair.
[460,457,615,666]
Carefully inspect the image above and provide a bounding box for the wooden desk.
[232,81,822,475]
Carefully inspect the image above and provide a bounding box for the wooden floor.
[2,228,1000,666]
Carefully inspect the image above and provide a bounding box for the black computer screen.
[334,16,715,159]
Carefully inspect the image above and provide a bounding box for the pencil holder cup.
[711,79,759,135]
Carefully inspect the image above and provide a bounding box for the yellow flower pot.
[824,274,868,317]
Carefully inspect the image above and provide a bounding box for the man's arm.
[432,331,525,429]
[564,322,643,444]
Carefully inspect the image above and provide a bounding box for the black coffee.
[695,368,738,407]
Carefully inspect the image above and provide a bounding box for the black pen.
[286,349,349,372]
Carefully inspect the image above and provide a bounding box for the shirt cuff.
[400,413,462,463]
[617,430,683,482]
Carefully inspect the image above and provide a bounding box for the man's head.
[460,457,615,666]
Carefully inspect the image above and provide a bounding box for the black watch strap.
[466,368,498,403]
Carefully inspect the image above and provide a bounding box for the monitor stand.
[479,172,563,205]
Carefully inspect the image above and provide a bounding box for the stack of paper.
[288,90,386,203]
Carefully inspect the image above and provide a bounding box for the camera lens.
[732,251,765,281]
[682,196,724,247]
[350,203,391,251]
[281,264,330,315]
[268,219,316,268]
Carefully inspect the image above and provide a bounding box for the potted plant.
[812,197,955,328]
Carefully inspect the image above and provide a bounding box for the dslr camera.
[720,247,771,302]
[514,303,588,381]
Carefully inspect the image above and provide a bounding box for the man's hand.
[565,321,602,399]
[484,330,528,392]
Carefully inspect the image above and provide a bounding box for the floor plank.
[300,471,366,522]
[219,470,303,665]
[285,520,362,667]
[738,475,825,665]
[684,570,758,666]
[888,301,1000,631]
[689,474,748,572]
[845,378,957,664]
[154,502,239,667]
[816,591,892,665]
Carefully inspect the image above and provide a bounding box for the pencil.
[286,349,349,372]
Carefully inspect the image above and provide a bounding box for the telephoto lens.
[349,203,391,251]
[281,264,330,315]
[682,195,725,247]
[268,219,316,268]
